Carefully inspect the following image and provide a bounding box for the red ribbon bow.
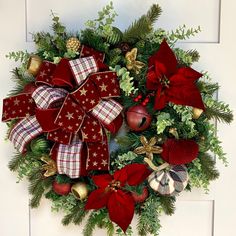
[146,39,205,110]
[2,46,123,178]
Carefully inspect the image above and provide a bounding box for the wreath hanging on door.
[2,3,233,235]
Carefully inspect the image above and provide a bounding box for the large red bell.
[126,105,152,131]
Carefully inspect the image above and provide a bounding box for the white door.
[0,0,235,235]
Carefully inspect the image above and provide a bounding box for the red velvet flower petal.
[148,39,177,76]
[161,139,199,165]
[92,174,113,188]
[176,67,203,82]
[85,188,111,210]
[113,168,128,186]
[107,190,135,232]
[123,163,151,186]
[167,75,205,110]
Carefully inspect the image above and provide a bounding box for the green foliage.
[28,168,53,208]
[137,194,162,236]
[203,122,228,165]
[167,24,201,45]
[61,200,88,226]
[85,1,117,38]
[111,65,138,96]
[8,151,42,182]
[171,104,198,138]
[83,209,114,236]
[156,112,174,134]
[55,174,72,184]
[198,81,219,95]
[123,4,162,43]
[6,51,29,67]
[159,195,176,216]
[8,68,34,96]
[106,27,123,45]
[204,95,233,124]
[174,48,200,66]
[187,153,219,192]
[81,29,109,52]
[46,192,77,213]
[111,151,138,169]
[30,137,50,155]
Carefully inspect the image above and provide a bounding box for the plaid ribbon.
[9,116,43,153]
[91,99,123,125]
[56,136,83,178]
[32,85,68,109]
[148,165,189,196]
[69,56,98,85]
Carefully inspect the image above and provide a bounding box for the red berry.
[134,98,139,102]
[137,94,142,99]
[131,187,149,203]
[52,181,71,196]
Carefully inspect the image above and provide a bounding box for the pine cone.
[66,37,81,52]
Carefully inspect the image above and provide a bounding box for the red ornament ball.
[23,82,37,94]
[52,181,71,196]
[126,105,152,131]
[131,187,149,203]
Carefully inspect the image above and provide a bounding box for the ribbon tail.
[9,116,43,153]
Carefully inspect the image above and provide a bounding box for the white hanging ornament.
[148,165,189,196]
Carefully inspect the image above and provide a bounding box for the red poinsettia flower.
[85,163,151,232]
[146,39,205,110]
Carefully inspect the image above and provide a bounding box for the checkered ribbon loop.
[9,116,43,153]
[69,56,98,86]
[57,136,83,178]
[91,99,123,125]
[32,85,68,109]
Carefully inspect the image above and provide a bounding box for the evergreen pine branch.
[83,209,112,236]
[28,168,53,208]
[62,202,88,226]
[197,81,219,95]
[146,4,162,24]
[83,211,99,236]
[159,196,176,216]
[186,49,200,63]
[123,4,162,43]
[8,68,35,96]
[137,194,162,236]
[198,153,219,181]
[205,106,233,124]
[8,153,24,172]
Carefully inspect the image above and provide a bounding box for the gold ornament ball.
[66,37,81,52]
[192,107,203,119]
[27,55,42,76]
[71,182,89,200]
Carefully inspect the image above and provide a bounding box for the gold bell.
[27,55,42,76]
[71,182,89,201]
[192,107,203,119]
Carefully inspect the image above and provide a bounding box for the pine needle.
[123,4,162,43]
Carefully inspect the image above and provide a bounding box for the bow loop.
[71,79,101,111]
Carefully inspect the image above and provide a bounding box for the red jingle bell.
[126,105,152,131]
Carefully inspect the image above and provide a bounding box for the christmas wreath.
[2,3,233,236]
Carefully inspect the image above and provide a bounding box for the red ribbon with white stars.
[2,46,123,178]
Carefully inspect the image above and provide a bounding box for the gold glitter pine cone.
[66,37,81,52]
